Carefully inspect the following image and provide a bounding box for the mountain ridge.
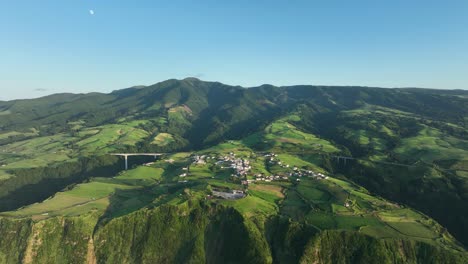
[0,78,466,263]
[4,77,468,103]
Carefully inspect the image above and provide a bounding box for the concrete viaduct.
[110,153,165,170]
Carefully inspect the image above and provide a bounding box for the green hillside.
[0,136,466,262]
[0,79,467,262]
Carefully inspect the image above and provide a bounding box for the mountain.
[0,79,467,263]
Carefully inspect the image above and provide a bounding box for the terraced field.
[0,121,152,172]
[0,165,164,219]
[0,108,466,262]
[394,126,468,163]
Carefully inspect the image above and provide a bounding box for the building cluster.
[245,153,329,184]
[223,152,251,177]
[210,189,245,200]
[188,152,329,186]
[193,155,208,164]
[246,174,289,184]
[193,152,252,177]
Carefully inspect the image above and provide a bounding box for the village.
[190,152,329,184]
[141,151,331,200]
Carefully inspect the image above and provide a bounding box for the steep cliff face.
[0,201,466,264]
[0,214,97,264]
[300,230,466,264]
[94,202,272,264]
[0,218,32,263]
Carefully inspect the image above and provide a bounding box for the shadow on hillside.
[98,186,156,223]
[241,132,275,151]
[96,182,195,226]
[160,160,192,183]
[0,156,122,212]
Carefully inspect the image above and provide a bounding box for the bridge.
[110,153,165,170]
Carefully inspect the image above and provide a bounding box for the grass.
[344,104,416,119]
[189,164,214,178]
[360,225,401,238]
[151,133,175,146]
[115,166,163,184]
[65,181,134,199]
[0,170,14,180]
[297,185,330,202]
[248,183,284,198]
[206,179,242,189]
[202,141,253,157]
[386,221,438,239]
[241,117,340,154]
[0,130,38,140]
[249,156,270,176]
[301,179,348,207]
[0,121,152,169]
[77,124,149,153]
[55,198,110,217]
[2,193,91,217]
[263,119,340,153]
[277,154,317,170]
[394,126,468,163]
[249,190,280,204]
[306,212,336,229]
[280,190,309,220]
[248,184,284,204]
[0,132,76,168]
[378,208,424,222]
[334,215,383,230]
[168,106,192,125]
[380,125,394,137]
[340,128,387,150]
[0,115,463,254]
[222,195,278,218]
[1,179,135,218]
[331,204,351,214]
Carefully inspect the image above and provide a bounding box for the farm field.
[0,119,464,254]
[0,165,166,219]
[0,80,466,262]
[0,121,152,171]
[394,126,468,163]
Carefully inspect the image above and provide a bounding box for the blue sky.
[1,0,467,100]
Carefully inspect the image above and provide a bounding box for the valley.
[0,79,467,263]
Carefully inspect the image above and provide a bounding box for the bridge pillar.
[125,155,128,170]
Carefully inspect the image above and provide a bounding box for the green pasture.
[0,170,13,180]
[263,120,339,153]
[151,133,175,146]
[249,156,270,175]
[206,179,242,189]
[394,127,468,162]
[77,124,149,153]
[116,166,163,183]
[248,183,284,204]
[335,215,382,230]
[188,163,214,178]
[222,195,278,218]
[386,221,438,239]
[306,212,336,230]
[297,185,331,203]
[0,130,38,140]
[280,190,310,220]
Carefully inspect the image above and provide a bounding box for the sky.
[1,0,467,100]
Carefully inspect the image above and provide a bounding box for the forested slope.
[0,78,466,259]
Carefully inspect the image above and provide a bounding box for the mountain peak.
[182,77,202,82]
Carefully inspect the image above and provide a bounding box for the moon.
[89,10,95,15]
